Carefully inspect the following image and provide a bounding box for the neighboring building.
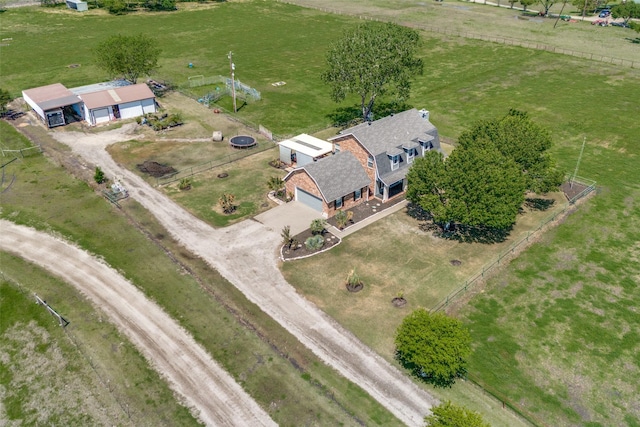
[21,81,157,128]
[66,0,88,11]
[284,108,441,217]
[22,84,83,128]
[277,134,333,167]
[75,83,157,126]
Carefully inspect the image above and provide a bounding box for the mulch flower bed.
[281,230,340,260]
[327,196,406,230]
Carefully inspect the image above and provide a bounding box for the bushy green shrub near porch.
[305,235,325,251]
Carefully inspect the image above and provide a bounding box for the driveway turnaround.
[50,126,438,426]
[0,220,277,427]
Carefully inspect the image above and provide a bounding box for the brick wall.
[333,135,376,196]
[284,169,330,217]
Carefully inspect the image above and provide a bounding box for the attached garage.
[295,187,323,212]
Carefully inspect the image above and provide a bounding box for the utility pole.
[228,51,237,113]
[571,136,586,188]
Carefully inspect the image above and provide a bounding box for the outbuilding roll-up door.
[295,187,323,212]
[93,108,110,124]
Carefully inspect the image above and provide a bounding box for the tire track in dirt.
[0,220,277,427]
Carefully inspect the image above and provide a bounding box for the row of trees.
[406,109,563,240]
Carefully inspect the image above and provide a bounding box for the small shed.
[22,83,82,128]
[66,0,88,11]
[278,134,333,167]
[78,83,157,126]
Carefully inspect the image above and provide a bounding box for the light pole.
[228,51,237,113]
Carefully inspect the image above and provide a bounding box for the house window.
[334,143,341,153]
[367,155,374,168]
[390,155,399,171]
[407,148,415,164]
[420,141,433,156]
[335,197,343,209]
[354,189,362,200]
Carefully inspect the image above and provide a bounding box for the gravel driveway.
[0,220,276,427]
[46,125,438,426]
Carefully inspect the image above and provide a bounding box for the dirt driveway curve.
[0,220,276,427]
[47,125,438,426]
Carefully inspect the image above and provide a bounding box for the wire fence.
[431,175,596,313]
[276,1,638,69]
[155,141,276,186]
[1,145,42,157]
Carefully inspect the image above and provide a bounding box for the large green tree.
[519,0,536,12]
[395,309,471,388]
[611,2,640,24]
[458,109,563,194]
[538,0,557,15]
[94,34,161,84]
[321,22,423,121]
[425,402,490,427]
[407,141,526,234]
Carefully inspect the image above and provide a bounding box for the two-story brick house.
[283,108,441,218]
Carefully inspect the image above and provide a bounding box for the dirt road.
[48,124,438,426]
[0,220,277,427]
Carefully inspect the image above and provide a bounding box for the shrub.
[94,166,106,184]
[281,225,293,250]
[218,193,235,214]
[335,210,348,229]
[310,218,327,235]
[304,235,325,251]
[178,178,192,190]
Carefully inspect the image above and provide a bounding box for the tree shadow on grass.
[525,197,555,211]
[326,101,414,128]
[406,203,510,244]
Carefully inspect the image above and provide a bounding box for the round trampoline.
[230,135,256,149]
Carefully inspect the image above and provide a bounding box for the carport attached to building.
[22,84,83,128]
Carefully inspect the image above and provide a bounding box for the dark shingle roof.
[332,108,440,156]
[301,151,370,202]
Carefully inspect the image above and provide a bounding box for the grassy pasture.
[1,1,639,425]
[0,121,399,425]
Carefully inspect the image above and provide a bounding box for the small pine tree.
[94,166,106,184]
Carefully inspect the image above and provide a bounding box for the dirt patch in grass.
[137,160,177,177]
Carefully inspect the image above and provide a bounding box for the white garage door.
[93,108,110,124]
[296,187,323,212]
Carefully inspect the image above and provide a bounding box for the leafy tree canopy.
[395,309,471,387]
[94,34,161,84]
[425,402,490,427]
[458,109,563,193]
[519,0,536,12]
[611,2,640,23]
[538,0,557,15]
[322,22,423,121]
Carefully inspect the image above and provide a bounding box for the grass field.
[0,120,399,425]
[1,1,639,426]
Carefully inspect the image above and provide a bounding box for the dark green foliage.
[94,34,161,83]
[611,2,640,23]
[94,167,106,184]
[519,0,536,12]
[142,113,183,131]
[144,0,176,11]
[395,309,471,387]
[322,22,423,121]
[103,0,129,14]
[310,218,327,235]
[458,109,563,194]
[0,88,11,112]
[425,401,490,427]
[406,150,446,219]
[304,235,324,251]
[445,140,526,230]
